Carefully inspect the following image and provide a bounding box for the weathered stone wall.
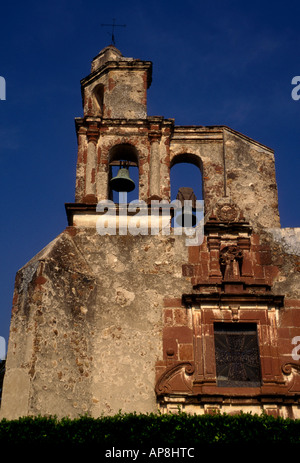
[0,229,191,419]
[224,129,280,228]
[268,228,300,257]
[0,233,97,418]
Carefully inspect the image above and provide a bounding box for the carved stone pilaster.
[148,129,162,200]
[237,236,253,277]
[84,123,100,201]
[207,236,222,278]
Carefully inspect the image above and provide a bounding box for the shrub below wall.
[0,411,299,449]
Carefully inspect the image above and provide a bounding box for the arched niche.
[92,84,104,116]
[108,143,139,203]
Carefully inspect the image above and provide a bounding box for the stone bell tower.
[1,46,300,420]
[74,45,152,205]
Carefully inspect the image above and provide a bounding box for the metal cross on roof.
[101,18,126,46]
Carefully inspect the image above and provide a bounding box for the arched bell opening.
[170,154,203,228]
[108,143,139,203]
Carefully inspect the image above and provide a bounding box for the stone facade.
[1,46,299,419]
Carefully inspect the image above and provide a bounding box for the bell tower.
[83,45,152,119]
[73,45,152,206]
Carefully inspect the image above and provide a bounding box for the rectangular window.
[214,323,261,387]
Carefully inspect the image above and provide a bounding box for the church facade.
[1,46,300,419]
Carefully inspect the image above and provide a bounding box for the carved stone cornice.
[86,124,100,144]
[148,131,161,143]
[182,292,284,307]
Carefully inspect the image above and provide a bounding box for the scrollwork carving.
[281,362,300,375]
[215,203,240,223]
[155,362,195,395]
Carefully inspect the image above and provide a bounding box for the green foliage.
[0,411,299,447]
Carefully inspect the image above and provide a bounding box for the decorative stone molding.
[282,363,300,375]
[215,202,240,222]
[155,362,195,396]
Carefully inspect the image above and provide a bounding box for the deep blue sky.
[0,0,299,343]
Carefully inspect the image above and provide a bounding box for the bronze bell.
[175,187,198,227]
[110,166,135,193]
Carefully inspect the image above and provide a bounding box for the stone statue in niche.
[219,245,243,280]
